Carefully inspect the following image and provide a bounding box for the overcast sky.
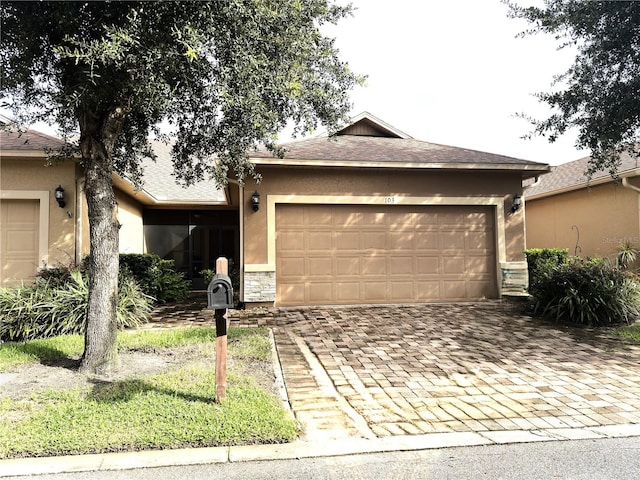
[21,0,586,166]
[309,0,587,166]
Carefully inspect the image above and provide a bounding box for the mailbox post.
[206,257,234,403]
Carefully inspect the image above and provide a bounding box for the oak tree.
[507,0,640,177]
[0,1,361,374]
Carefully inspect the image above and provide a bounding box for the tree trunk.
[78,108,126,375]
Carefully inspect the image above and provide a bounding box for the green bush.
[0,271,153,342]
[528,258,640,327]
[118,254,190,303]
[524,248,568,283]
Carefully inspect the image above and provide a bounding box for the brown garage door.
[276,204,497,306]
[1,199,40,286]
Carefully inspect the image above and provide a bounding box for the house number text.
[384,196,397,204]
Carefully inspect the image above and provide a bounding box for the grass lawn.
[0,327,298,459]
[612,322,640,343]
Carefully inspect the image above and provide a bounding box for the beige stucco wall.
[525,181,640,260]
[1,156,80,268]
[243,166,527,266]
[115,188,144,254]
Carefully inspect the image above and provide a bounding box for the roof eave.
[113,173,231,207]
[526,167,640,200]
[250,157,550,173]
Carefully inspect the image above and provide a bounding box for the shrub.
[0,271,153,342]
[524,248,568,283]
[118,254,190,304]
[528,258,640,327]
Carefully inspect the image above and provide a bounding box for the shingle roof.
[252,134,547,168]
[135,141,226,204]
[0,126,226,204]
[0,127,66,151]
[251,113,549,174]
[525,152,640,198]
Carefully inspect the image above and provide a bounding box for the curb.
[2,424,640,477]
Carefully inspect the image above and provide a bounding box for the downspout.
[622,177,640,194]
[622,177,640,251]
[75,177,84,265]
[227,179,244,304]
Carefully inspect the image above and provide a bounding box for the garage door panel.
[441,230,465,249]
[415,232,439,250]
[443,256,465,274]
[443,280,467,300]
[467,231,492,250]
[362,257,386,275]
[279,257,305,277]
[467,255,493,274]
[390,282,414,302]
[279,207,305,226]
[468,280,495,298]
[335,282,360,302]
[278,282,305,303]
[439,213,465,226]
[308,282,333,303]
[309,232,332,250]
[363,232,386,250]
[1,200,40,286]
[6,230,38,252]
[364,282,387,301]
[416,281,441,300]
[417,256,439,274]
[389,232,413,250]
[335,231,359,250]
[336,257,360,276]
[308,257,333,276]
[276,204,497,305]
[390,256,413,275]
[279,231,305,251]
[306,209,333,226]
[360,211,386,226]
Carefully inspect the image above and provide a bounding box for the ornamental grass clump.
[529,258,640,327]
[0,271,152,342]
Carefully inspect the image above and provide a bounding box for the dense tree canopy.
[0,1,361,373]
[507,0,640,177]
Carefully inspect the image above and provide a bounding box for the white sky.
[22,0,585,166]
[311,0,586,166]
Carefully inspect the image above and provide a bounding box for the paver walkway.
[150,297,640,442]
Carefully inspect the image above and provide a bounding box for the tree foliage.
[1,1,361,186]
[0,1,361,373]
[507,0,640,177]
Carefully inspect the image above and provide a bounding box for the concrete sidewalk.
[4,300,640,477]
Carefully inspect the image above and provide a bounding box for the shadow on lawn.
[7,342,80,369]
[87,377,214,404]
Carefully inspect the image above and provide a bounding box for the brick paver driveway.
[236,303,640,440]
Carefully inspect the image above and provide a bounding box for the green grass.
[0,336,84,372]
[0,327,298,458]
[612,323,640,343]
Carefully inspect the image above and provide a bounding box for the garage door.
[1,199,40,286]
[276,204,497,306]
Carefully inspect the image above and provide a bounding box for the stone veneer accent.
[244,270,276,302]
[500,261,529,296]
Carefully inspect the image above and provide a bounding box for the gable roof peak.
[335,112,412,139]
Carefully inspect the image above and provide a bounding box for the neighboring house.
[525,152,640,261]
[1,112,549,305]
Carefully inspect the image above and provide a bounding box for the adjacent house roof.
[0,126,66,152]
[251,112,550,178]
[116,140,228,206]
[525,151,640,199]
[0,126,228,206]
